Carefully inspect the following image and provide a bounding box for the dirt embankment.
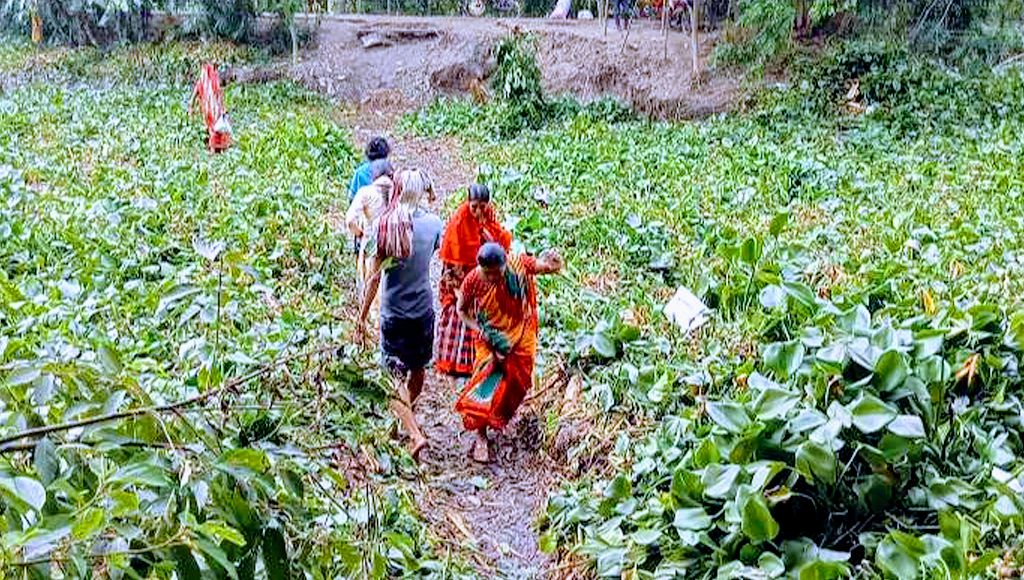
[290,14,743,119]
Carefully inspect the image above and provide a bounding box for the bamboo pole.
[690,0,699,76]
[662,0,669,60]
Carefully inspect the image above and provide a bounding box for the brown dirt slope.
[293,14,742,119]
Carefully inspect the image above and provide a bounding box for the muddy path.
[338,107,566,577]
[294,14,745,119]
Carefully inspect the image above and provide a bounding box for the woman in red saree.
[436,184,513,379]
[455,243,563,463]
[189,63,232,153]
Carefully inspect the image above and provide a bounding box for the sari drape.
[190,63,231,152]
[454,255,539,431]
[436,203,512,377]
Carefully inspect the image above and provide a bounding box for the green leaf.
[591,332,618,359]
[754,385,800,421]
[647,372,670,404]
[797,560,850,580]
[671,468,703,500]
[33,438,59,485]
[815,344,847,369]
[262,526,291,580]
[110,489,140,517]
[0,473,46,512]
[693,437,721,468]
[759,285,786,309]
[596,546,627,576]
[98,344,123,375]
[217,449,269,479]
[171,546,202,580]
[1005,310,1024,351]
[795,441,836,485]
[914,330,945,359]
[855,474,894,513]
[759,552,785,577]
[673,507,711,532]
[740,236,762,265]
[631,528,662,546]
[887,414,925,438]
[538,531,558,554]
[873,350,908,391]
[790,409,827,433]
[741,493,779,543]
[876,534,923,578]
[917,355,950,384]
[6,366,40,387]
[769,210,790,236]
[199,521,247,547]
[702,464,741,499]
[847,395,897,434]
[196,537,237,580]
[782,281,818,310]
[879,434,911,461]
[763,340,805,379]
[158,284,201,315]
[112,461,171,488]
[72,507,105,540]
[605,474,632,501]
[706,401,752,433]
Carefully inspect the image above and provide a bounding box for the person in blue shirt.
[349,136,391,202]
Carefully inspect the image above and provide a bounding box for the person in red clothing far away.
[189,63,232,153]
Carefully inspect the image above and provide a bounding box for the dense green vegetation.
[403,42,1024,577]
[0,43,466,578]
[3,5,1024,576]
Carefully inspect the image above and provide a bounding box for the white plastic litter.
[213,113,233,136]
[663,286,708,333]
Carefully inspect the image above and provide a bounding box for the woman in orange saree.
[189,63,231,153]
[436,184,512,379]
[454,243,563,463]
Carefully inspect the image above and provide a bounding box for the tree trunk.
[794,0,810,38]
[690,0,700,76]
[662,0,669,60]
[290,22,298,64]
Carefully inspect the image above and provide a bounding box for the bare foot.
[411,437,429,462]
[471,438,491,464]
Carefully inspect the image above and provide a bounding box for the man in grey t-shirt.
[357,169,440,461]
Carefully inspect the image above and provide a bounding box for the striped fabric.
[190,63,231,152]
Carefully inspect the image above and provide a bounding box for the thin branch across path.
[0,344,340,453]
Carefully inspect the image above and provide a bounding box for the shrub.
[0,0,158,46]
[491,31,548,137]
[714,0,797,69]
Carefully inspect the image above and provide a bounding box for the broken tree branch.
[0,343,341,451]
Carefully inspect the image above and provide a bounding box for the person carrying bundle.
[346,159,395,323]
[357,169,441,461]
[189,63,232,153]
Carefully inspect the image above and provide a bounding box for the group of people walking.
[345,137,563,463]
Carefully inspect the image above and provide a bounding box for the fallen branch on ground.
[0,343,341,452]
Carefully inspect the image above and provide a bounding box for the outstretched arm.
[535,249,564,275]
